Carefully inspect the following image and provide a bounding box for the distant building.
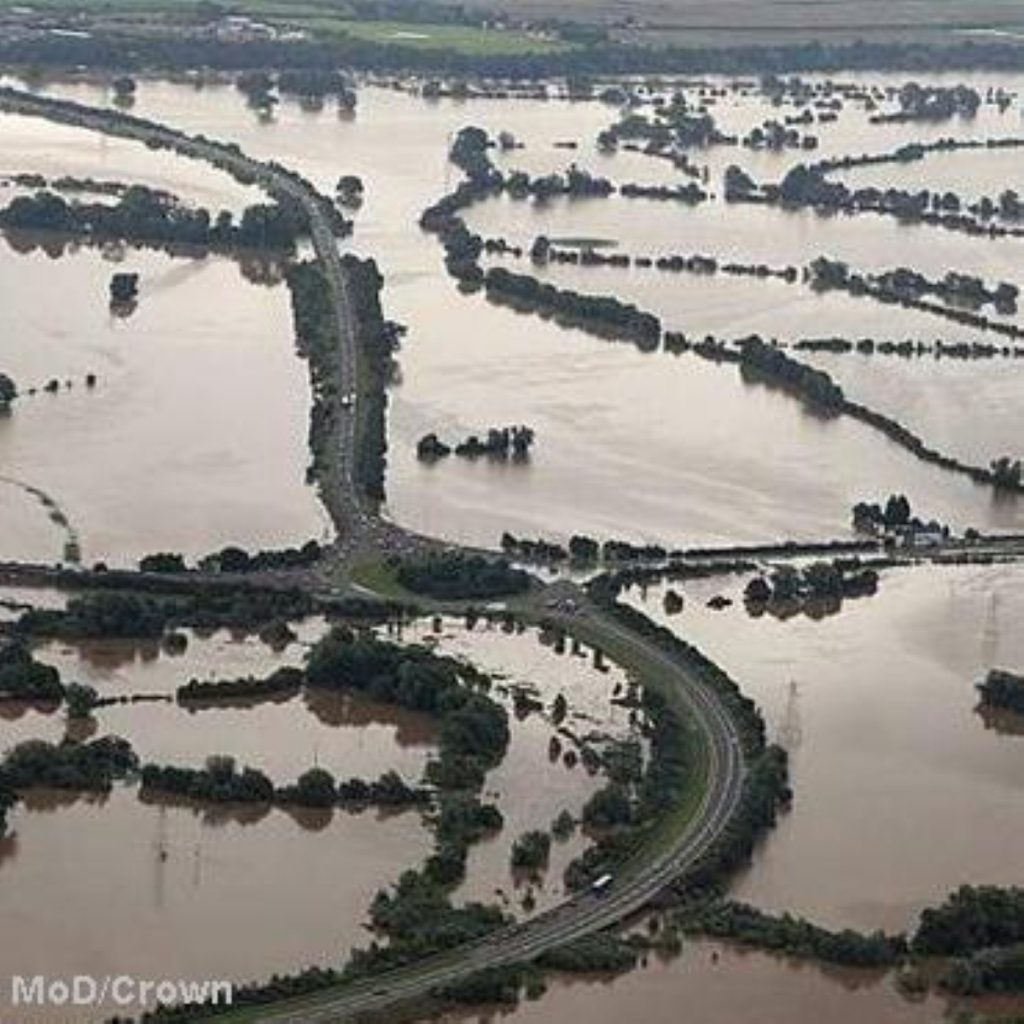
[905,529,945,549]
[213,15,277,42]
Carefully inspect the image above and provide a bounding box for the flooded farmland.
[0,609,643,1015]
[17,74,1023,554]
[0,242,325,566]
[443,939,947,1024]
[3,64,1024,1024]
[627,562,1024,932]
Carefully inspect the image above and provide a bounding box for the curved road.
[253,595,745,1023]
[0,87,749,1024]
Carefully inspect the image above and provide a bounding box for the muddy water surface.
[0,786,429,1021]
[444,939,947,1024]
[29,76,1024,551]
[0,242,325,566]
[628,562,1024,932]
[391,616,643,915]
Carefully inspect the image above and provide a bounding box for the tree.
[511,830,551,871]
[551,809,575,839]
[884,493,912,526]
[551,693,568,725]
[293,767,337,808]
[568,535,599,562]
[112,75,137,97]
[205,754,237,784]
[582,784,633,828]
[139,552,187,574]
[336,175,364,208]
[65,682,98,719]
[0,373,17,406]
[109,272,139,303]
[990,457,1022,489]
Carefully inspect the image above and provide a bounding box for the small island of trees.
[977,669,1024,716]
[0,641,64,703]
[109,271,139,304]
[417,425,535,462]
[0,372,17,408]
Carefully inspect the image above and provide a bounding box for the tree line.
[140,540,322,576]
[139,756,430,811]
[0,186,309,253]
[14,587,314,640]
[726,136,1024,240]
[417,425,536,462]
[395,552,533,600]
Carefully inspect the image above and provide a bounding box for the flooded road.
[31,73,1016,551]
[3,70,1024,1023]
[0,75,1006,556]
[0,611,643,1018]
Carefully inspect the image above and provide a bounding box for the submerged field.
[3,64,1024,1023]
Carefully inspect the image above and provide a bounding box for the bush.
[914,885,1024,956]
[683,900,905,967]
[396,552,532,600]
[511,829,552,871]
[1,736,136,792]
[582,784,633,828]
[0,643,64,702]
[538,933,638,974]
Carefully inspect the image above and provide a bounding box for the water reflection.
[301,687,438,746]
[0,786,431,1012]
[443,938,947,1024]
[628,562,1024,932]
[0,242,324,566]
[0,699,60,722]
[19,787,110,814]
[0,226,290,287]
[976,703,1024,737]
[137,788,274,829]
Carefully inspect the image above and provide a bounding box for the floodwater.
[627,561,1024,933]
[0,241,326,566]
[0,97,259,211]
[24,73,1023,551]
[3,621,438,780]
[444,939,947,1024]
[0,611,642,1018]
[3,70,1024,1022]
[399,616,641,915]
[0,786,430,1021]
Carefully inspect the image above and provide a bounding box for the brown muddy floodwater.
[0,241,326,566]
[0,612,643,1018]
[0,99,259,212]
[30,73,1022,551]
[3,71,1024,1023]
[398,616,642,916]
[444,939,948,1024]
[627,561,1024,933]
[1,621,440,781]
[0,786,430,1022]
